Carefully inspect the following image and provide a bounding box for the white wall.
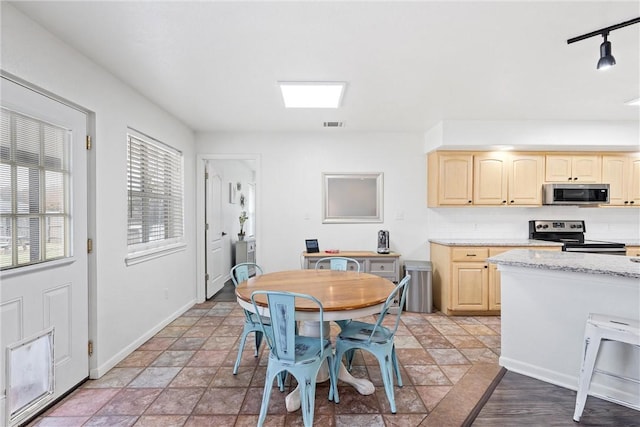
[196,132,430,271]
[1,4,198,377]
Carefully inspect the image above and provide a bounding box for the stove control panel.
[530,220,585,233]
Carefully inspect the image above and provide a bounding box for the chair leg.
[573,328,601,422]
[327,355,338,403]
[253,330,263,357]
[233,328,252,374]
[257,367,278,427]
[299,374,317,427]
[379,353,397,413]
[391,345,403,387]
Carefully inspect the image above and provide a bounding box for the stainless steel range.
[529,220,626,255]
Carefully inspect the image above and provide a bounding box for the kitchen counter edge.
[428,239,563,247]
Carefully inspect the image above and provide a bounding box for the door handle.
[221,232,227,236]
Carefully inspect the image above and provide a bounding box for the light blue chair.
[314,256,361,272]
[251,290,337,427]
[314,256,361,368]
[333,274,411,413]
[230,262,266,375]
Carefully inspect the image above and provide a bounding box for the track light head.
[596,33,616,70]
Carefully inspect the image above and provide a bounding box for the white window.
[1,107,70,270]
[126,129,184,263]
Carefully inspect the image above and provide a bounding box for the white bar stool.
[573,313,640,422]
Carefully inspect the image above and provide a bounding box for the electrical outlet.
[164,288,169,300]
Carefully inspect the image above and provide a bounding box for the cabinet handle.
[510,200,514,204]
[568,177,572,181]
[625,201,629,204]
[631,201,635,204]
[484,265,488,268]
[466,254,476,257]
[468,200,472,204]
[380,265,385,270]
[502,200,506,204]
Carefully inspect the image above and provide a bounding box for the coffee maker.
[377,230,390,254]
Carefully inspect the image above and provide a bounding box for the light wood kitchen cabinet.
[626,246,640,257]
[431,243,561,315]
[545,154,601,183]
[474,153,543,206]
[602,154,640,207]
[428,152,473,206]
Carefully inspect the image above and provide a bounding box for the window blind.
[127,131,183,249]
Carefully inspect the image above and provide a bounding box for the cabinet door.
[508,154,543,205]
[451,262,488,311]
[627,246,640,257]
[602,155,628,206]
[572,155,601,182]
[438,154,473,205]
[488,263,501,311]
[474,154,507,205]
[629,157,640,206]
[545,155,572,182]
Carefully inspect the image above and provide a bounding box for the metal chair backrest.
[250,290,326,363]
[230,262,263,287]
[365,274,411,343]
[314,256,361,272]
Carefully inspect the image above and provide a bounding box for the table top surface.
[302,251,400,258]
[235,269,395,312]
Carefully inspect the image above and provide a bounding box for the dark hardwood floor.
[472,370,640,426]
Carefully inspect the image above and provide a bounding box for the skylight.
[278,82,346,108]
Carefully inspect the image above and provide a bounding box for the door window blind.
[127,131,183,251]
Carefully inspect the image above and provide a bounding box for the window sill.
[125,242,187,266]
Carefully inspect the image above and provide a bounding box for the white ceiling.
[9,1,640,133]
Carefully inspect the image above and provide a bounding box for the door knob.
[221,231,227,236]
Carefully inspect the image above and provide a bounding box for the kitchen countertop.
[488,249,640,279]
[428,239,563,247]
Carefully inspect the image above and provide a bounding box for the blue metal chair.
[332,274,411,413]
[314,256,361,272]
[314,256,361,368]
[251,290,337,427]
[230,262,266,375]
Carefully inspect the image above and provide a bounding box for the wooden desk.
[236,269,396,412]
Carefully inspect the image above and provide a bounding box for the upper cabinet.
[428,151,542,207]
[473,153,543,206]
[428,152,473,206]
[428,150,638,208]
[602,154,640,206]
[545,154,601,182]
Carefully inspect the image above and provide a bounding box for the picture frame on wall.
[322,172,383,223]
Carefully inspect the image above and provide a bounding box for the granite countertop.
[429,239,564,247]
[488,249,640,279]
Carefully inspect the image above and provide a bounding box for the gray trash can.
[403,260,433,313]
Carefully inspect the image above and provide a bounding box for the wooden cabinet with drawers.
[430,243,561,315]
[302,251,401,283]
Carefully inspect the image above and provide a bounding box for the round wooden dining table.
[235,269,396,412]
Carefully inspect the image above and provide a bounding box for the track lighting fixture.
[596,32,615,70]
[567,17,640,70]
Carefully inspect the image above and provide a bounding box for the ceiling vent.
[323,121,344,128]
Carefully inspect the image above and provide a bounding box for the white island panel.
[491,250,640,409]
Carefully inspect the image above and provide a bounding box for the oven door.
[563,245,627,256]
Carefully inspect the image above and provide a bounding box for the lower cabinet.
[431,243,560,315]
[627,246,640,257]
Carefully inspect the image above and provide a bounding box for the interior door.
[205,161,225,298]
[0,77,88,425]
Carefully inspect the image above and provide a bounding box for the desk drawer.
[369,260,397,275]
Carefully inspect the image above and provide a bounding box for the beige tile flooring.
[29,298,502,426]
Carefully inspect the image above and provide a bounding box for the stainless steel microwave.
[543,183,610,205]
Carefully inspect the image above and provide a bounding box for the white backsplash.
[426,206,640,243]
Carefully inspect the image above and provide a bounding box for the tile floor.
[29,297,502,427]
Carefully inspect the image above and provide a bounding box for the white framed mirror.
[322,172,383,223]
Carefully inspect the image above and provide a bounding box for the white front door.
[0,77,88,425]
[205,161,224,298]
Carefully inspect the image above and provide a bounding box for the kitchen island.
[489,249,640,409]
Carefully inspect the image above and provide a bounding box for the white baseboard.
[89,298,196,379]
